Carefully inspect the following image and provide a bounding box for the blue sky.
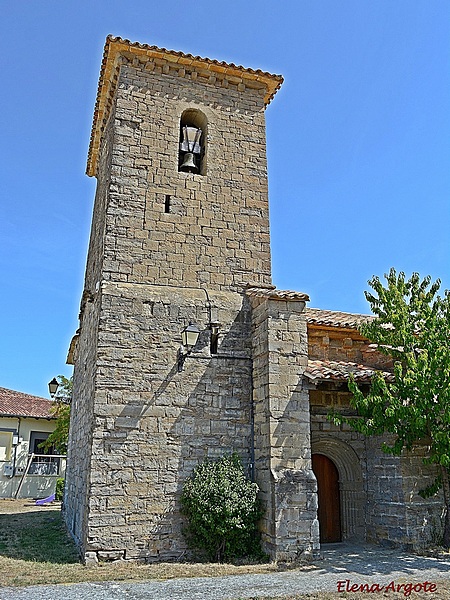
[1,1,449,398]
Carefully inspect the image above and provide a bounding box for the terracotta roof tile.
[0,387,54,419]
[105,36,284,86]
[246,287,310,302]
[304,359,393,384]
[304,308,373,329]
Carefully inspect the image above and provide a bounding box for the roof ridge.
[304,307,371,318]
[304,307,373,329]
[246,287,310,302]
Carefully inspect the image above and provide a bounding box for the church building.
[64,36,441,563]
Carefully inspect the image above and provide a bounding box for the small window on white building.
[28,432,60,476]
[0,432,12,462]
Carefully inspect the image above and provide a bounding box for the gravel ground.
[0,543,449,599]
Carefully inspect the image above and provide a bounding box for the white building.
[0,387,66,499]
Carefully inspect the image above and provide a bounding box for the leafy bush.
[180,453,263,562]
[55,478,65,502]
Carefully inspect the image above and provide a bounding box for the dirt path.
[0,543,449,599]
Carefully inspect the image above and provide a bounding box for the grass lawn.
[0,500,282,587]
[1,500,450,599]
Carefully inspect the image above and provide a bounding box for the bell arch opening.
[178,109,208,175]
[312,438,366,542]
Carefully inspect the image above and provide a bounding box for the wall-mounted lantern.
[178,322,200,371]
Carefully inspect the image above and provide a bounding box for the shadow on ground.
[0,509,79,564]
[318,542,450,577]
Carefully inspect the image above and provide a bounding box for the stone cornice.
[86,35,284,177]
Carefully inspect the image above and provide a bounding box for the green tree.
[180,453,263,562]
[41,375,72,454]
[331,269,450,547]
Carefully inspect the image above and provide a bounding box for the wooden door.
[312,453,341,543]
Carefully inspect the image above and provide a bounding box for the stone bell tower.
[65,36,318,562]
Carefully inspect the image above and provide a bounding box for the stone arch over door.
[312,438,366,541]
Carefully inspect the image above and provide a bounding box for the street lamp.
[48,378,59,398]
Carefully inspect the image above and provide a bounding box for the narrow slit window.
[210,332,219,355]
[210,323,220,355]
[164,195,171,213]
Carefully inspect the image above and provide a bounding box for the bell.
[179,152,198,173]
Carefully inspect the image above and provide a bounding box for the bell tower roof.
[86,35,283,176]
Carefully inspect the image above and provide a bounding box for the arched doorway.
[312,453,341,542]
[311,438,366,542]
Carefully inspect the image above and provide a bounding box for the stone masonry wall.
[365,436,408,546]
[250,294,319,560]
[102,58,272,292]
[366,436,443,550]
[308,326,392,371]
[64,296,98,549]
[63,111,115,549]
[82,282,253,560]
[401,445,443,550]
